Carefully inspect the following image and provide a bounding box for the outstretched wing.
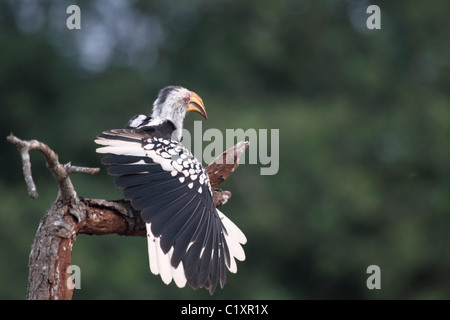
[95,129,246,294]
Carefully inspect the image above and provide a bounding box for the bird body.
[95,86,246,294]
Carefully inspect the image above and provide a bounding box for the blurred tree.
[0,0,449,299]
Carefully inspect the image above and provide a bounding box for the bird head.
[152,86,207,124]
[151,86,207,141]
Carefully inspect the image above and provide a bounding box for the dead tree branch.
[7,133,100,200]
[7,134,248,300]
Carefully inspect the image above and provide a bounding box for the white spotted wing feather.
[95,129,246,294]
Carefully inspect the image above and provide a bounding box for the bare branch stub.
[65,162,100,176]
[7,134,39,198]
[7,134,100,200]
[213,189,232,207]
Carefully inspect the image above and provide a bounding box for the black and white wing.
[95,129,246,294]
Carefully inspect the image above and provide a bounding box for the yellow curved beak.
[187,91,208,120]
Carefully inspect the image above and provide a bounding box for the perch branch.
[8,133,248,300]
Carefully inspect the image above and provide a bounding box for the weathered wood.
[26,198,79,300]
[206,141,249,189]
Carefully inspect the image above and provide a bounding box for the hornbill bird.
[95,86,246,294]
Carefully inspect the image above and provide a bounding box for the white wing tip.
[146,223,187,288]
[216,209,247,273]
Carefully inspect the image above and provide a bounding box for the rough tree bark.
[7,133,248,300]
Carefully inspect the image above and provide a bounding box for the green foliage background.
[0,0,448,299]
